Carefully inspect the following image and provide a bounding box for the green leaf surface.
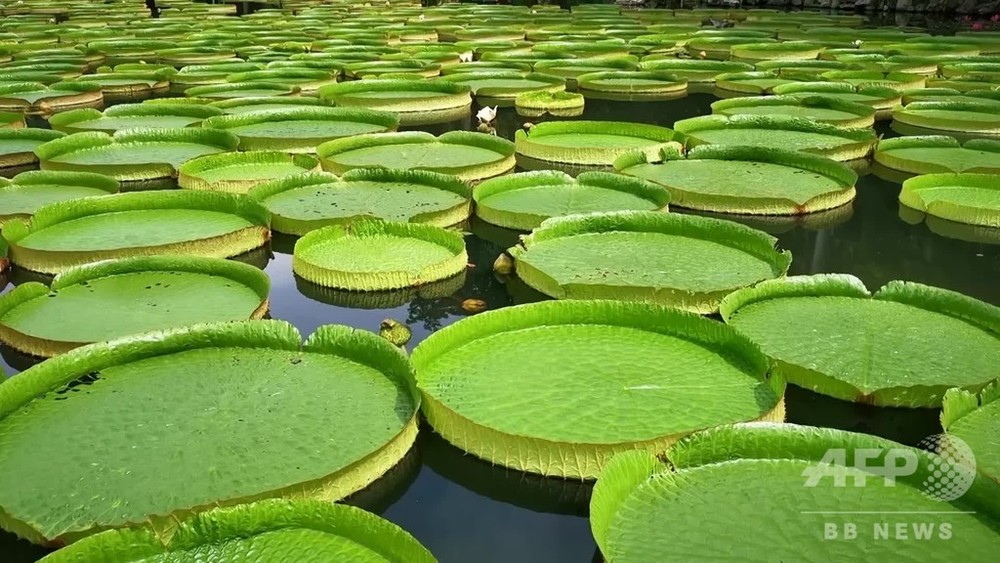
[473,171,669,230]
[617,145,856,215]
[0,321,418,542]
[40,499,435,563]
[510,211,791,313]
[875,136,1000,174]
[594,423,1000,562]
[721,274,1000,406]
[412,300,782,478]
[899,173,1000,228]
[251,169,470,235]
[293,219,468,291]
[675,115,876,161]
[318,131,514,181]
[942,382,999,481]
[0,257,268,354]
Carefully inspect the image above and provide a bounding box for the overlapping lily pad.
[515,121,680,167]
[616,145,856,215]
[892,100,1000,138]
[208,95,329,114]
[899,173,1000,228]
[514,90,585,117]
[942,381,999,482]
[318,131,514,182]
[293,219,467,291]
[0,256,270,357]
[0,171,118,225]
[592,424,1000,562]
[0,320,419,544]
[178,151,320,194]
[637,59,752,82]
[47,103,223,134]
[185,81,300,99]
[411,300,785,478]
[721,274,1000,407]
[576,71,687,100]
[39,499,435,562]
[251,169,471,235]
[474,171,669,231]
[201,107,400,152]
[874,136,1000,175]
[440,71,565,105]
[35,128,238,180]
[712,95,875,128]
[73,70,172,102]
[0,128,64,171]
[509,211,791,313]
[674,115,877,161]
[713,71,793,94]
[0,82,103,115]
[318,79,472,125]
[772,81,902,119]
[2,190,270,274]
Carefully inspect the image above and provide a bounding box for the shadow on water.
[421,428,594,518]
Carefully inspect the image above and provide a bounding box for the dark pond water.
[1,92,998,562]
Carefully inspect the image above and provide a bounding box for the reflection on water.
[1,81,999,563]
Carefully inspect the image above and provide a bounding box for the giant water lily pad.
[209,95,329,115]
[47,103,224,134]
[874,136,1000,175]
[515,121,680,166]
[637,59,752,82]
[0,171,118,225]
[674,115,877,161]
[0,320,419,544]
[510,211,791,313]
[185,82,301,99]
[892,101,1000,137]
[514,91,585,117]
[2,190,270,274]
[0,256,269,357]
[0,82,103,115]
[293,219,467,291]
[821,70,927,90]
[730,41,824,62]
[616,145,857,215]
[35,129,239,180]
[574,71,687,100]
[713,71,793,94]
[899,173,1000,228]
[73,71,171,102]
[251,169,471,235]
[318,131,514,182]
[720,274,1000,407]
[0,128,65,170]
[440,71,565,105]
[318,79,472,125]
[712,95,876,128]
[178,151,320,194]
[474,171,669,230]
[200,107,399,152]
[942,381,999,482]
[39,499,435,562]
[592,424,1000,562]
[772,81,902,119]
[225,68,339,94]
[411,300,785,478]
